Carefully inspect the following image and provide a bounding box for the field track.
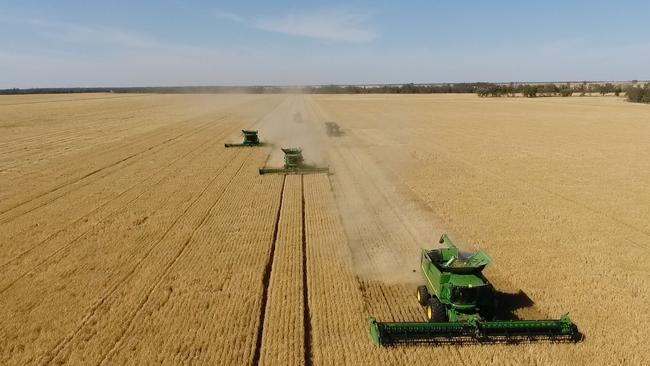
[1,93,649,365]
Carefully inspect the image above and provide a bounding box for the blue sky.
[1,0,649,87]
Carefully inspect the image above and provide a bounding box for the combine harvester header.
[369,234,580,346]
[259,147,329,175]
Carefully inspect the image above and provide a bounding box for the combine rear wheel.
[416,286,430,306]
[426,297,447,322]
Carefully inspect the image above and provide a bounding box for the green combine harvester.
[368,234,580,346]
[225,130,263,147]
[325,122,343,137]
[259,147,329,175]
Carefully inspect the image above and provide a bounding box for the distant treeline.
[302,83,480,94]
[625,84,650,104]
[3,83,650,104]
[476,82,624,98]
[0,86,286,95]
[0,84,481,95]
[0,87,114,95]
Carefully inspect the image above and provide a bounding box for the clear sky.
[1,0,649,87]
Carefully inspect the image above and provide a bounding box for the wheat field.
[1,93,649,365]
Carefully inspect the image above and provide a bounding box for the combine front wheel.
[416,286,430,306]
[426,297,447,322]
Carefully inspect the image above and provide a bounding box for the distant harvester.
[224,130,263,147]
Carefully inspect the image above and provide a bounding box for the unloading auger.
[368,234,581,346]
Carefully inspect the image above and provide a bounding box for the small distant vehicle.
[324,122,343,137]
[224,130,263,147]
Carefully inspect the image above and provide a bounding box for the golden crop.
[1,93,648,365]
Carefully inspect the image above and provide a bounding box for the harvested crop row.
[0,96,285,273]
[0,125,237,293]
[0,95,283,210]
[44,150,271,365]
[302,174,368,365]
[259,174,304,366]
[0,117,216,214]
[0,115,232,256]
[0,94,275,167]
[324,147,422,323]
[0,144,252,364]
[101,151,284,364]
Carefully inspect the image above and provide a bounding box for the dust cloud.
[301,95,455,286]
[255,95,327,167]
[333,175,448,286]
[246,93,455,287]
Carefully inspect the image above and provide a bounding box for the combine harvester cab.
[369,234,581,346]
[225,130,263,147]
[259,147,329,175]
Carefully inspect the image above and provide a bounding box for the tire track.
[93,151,256,366]
[301,175,313,366]
[0,120,213,215]
[40,149,254,364]
[0,108,222,205]
[0,99,186,157]
[0,94,278,193]
[0,94,276,173]
[0,120,239,270]
[308,97,425,323]
[0,132,246,295]
[0,147,233,295]
[0,100,169,151]
[0,115,222,221]
[0,110,189,171]
[252,174,287,366]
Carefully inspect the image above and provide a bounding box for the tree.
[625,85,650,103]
[614,86,622,97]
[598,83,615,96]
[522,85,538,98]
[543,83,558,96]
[559,88,573,97]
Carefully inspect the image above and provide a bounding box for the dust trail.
[257,95,327,168]
[331,162,446,286]
[304,96,456,286]
[254,93,457,287]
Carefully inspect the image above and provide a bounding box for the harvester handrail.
[439,233,457,248]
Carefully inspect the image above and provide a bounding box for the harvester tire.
[426,297,447,322]
[417,286,430,306]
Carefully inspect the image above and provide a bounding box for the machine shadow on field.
[492,290,535,320]
[492,290,585,342]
